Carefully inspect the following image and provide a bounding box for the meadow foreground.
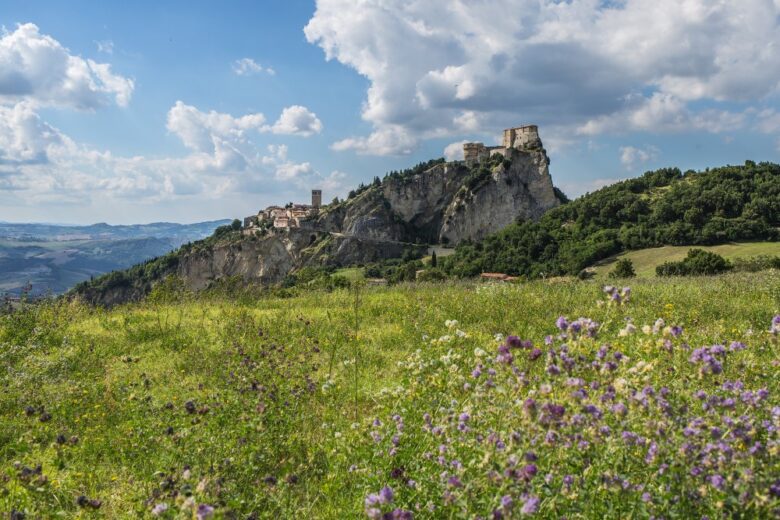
[1,273,780,518]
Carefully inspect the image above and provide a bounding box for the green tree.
[609,258,636,278]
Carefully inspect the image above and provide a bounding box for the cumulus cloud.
[0,23,134,109]
[232,58,275,76]
[443,140,468,161]
[305,0,780,154]
[272,105,323,136]
[166,101,267,154]
[620,145,659,171]
[332,125,416,155]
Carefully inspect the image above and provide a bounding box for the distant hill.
[0,220,230,296]
[442,161,780,278]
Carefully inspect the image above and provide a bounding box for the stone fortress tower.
[311,189,322,208]
[463,125,542,164]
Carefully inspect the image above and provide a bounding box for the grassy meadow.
[1,272,780,518]
[591,242,780,278]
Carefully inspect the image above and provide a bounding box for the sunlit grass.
[0,272,779,518]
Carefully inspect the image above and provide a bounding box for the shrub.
[656,249,732,277]
[609,258,636,278]
[417,268,447,282]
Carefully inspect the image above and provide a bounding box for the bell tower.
[311,189,322,208]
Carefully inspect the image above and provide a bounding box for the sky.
[1,0,779,225]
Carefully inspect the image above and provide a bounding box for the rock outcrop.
[74,126,560,306]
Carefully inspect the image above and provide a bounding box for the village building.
[243,189,323,234]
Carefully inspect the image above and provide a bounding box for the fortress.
[463,125,542,163]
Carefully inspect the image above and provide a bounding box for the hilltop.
[73,126,561,306]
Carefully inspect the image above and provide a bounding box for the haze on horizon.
[1,0,779,225]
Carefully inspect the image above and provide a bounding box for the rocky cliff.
[73,130,560,306]
[324,138,558,245]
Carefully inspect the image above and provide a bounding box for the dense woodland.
[442,161,780,277]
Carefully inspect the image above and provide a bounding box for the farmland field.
[1,272,779,518]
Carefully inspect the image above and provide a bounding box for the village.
[241,189,323,235]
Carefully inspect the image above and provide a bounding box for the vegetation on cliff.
[443,161,780,278]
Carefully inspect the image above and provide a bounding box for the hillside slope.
[443,161,780,277]
[591,241,780,278]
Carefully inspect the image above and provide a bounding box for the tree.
[609,258,636,278]
[231,219,241,231]
[431,250,438,267]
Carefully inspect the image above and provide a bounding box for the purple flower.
[447,476,463,488]
[379,486,394,504]
[520,464,537,481]
[529,348,543,361]
[709,474,725,490]
[506,336,522,349]
[771,315,780,335]
[196,504,215,520]
[556,316,569,331]
[501,495,514,510]
[458,412,470,423]
[520,496,540,515]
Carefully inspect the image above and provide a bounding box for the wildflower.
[196,504,215,520]
[501,495,514,510]
[379,486,394,503]
[709,474,726,490]
[506,336,522,349]
[556,316,569,331]
[771,315,780,335]
[447,476,463,488]
[520,496,540,515]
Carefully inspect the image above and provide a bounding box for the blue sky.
[1,0,779,224]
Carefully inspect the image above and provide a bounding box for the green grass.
[591,241,780,278]
[333,267,365,281]
[1,273,779,518]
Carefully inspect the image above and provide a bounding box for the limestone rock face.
[75,126,561,306]
[439,147,558,243]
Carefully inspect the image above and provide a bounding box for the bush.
[609,258,636,278]
[656,249,732,277]
[417,268,447,282]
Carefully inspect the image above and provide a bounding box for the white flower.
[474,348,487,358]
[455,329,467,338]
[494,333,504,342]
[445,320,459,329]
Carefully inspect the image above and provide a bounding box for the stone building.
[463,125,541,164]
[312,189,322,208]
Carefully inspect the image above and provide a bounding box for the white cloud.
[166,101,267,154]
[332,125,416,156]
[0,23,133,109]
[272,105,323,136]
[232,58,275,76]
[620,145,659,171]
[443,140,468,161]
[0,102,72,164]
[305,0,780,154]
